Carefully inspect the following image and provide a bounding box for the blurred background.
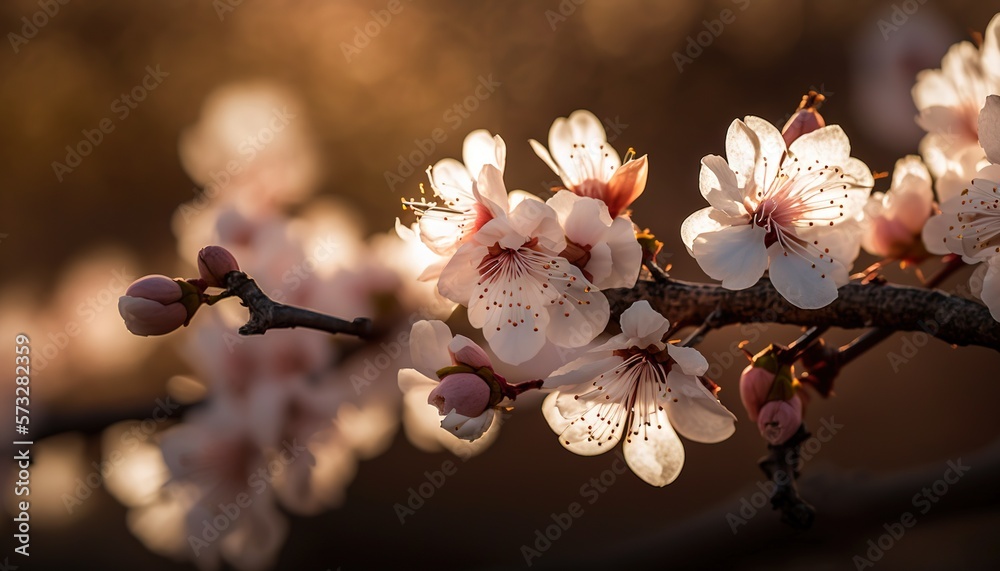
[2,0,1000,569]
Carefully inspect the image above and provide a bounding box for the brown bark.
[605,278,1000,351]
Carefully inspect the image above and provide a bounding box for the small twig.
[642,257,670,284]
[833,254,968,364]
[681,307,722,347]
[223,271,372,339]
[506,379,544,398]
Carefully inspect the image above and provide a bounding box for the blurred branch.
[223,271,372,339]
[607,278,1000,351]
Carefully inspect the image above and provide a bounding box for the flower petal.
[407,320,454,378]
[541,390,573,434]
[552,386,627,456]
[622,406,685,487]
[441,408,495,441]
[699,154,746,216]
[619,300,670,349]
[463,130,503,180]
[545,354,624,388]
[981,256,1000,322]
[725,119,761,191]
[603,215,642,289]
[449,335,492,368]
[665,344,709,377]
[921,213,954,256]
[789,124,851,165]
[680,207,744,254]
[766,242,841,309]
[474,164,510,219]
[979,94,1000,166]
[436,242,487,305]
[664,371,736,444]
[691,224,769,289]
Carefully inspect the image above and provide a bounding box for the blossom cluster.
[109,11,1000,569]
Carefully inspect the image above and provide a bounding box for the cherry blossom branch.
[222,271,373,339]
[606,276,1000,351]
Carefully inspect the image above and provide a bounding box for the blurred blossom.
[178,81,319,213]
[859,155,934,261]
[143,400,290,571]
[4,433,90,527]
[102,422,171,509]
[851,9,953,153]
[912,13,1000,201]
[33,250,162,381]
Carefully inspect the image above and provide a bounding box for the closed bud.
[739,365,775,422]
[757,395,803,445]
[428,373,491,417]
[118,275,197,336]
[781,91,826,147]
[197,245,241,288]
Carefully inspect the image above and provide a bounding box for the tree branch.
[606,278,1000,351]
[223,271,372,338]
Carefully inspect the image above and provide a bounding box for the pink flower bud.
[427,373,491,417]
[757,395,803,445]
[781,91,826,147]
[197,245,241,288]
[739,364,775,422]
[118,275,190,336]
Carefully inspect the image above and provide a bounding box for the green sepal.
[751,344,780,373]
[765,363,797,402]
[175,279,205,326]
